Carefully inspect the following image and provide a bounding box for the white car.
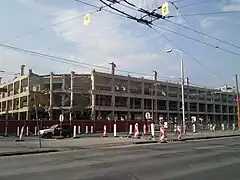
[39,124,73,138]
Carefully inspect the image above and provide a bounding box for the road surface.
[0,137,240,180]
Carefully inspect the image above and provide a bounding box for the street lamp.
[166,48,186,135]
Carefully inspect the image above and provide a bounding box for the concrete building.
[0,64,237,126]
[0,65,91,121]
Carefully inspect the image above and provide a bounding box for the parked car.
[39,124,73,138]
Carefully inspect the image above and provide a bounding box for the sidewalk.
[167,130,240,141]
[0,130,239,157]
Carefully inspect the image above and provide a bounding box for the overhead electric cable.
[169,1,206,43]
[164,19,240,50]
[153,24,240,56]
[150,26,219,77]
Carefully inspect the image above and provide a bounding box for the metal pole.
[60,121,62,138]
[70,71,74,125]
[180,51,186,135]
[235,74,240,128]
[151,88,154,122]
[34,93,42,148]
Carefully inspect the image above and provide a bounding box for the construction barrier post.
[17,126,20,137]
[114,124,117,137]
[160,127,166,142]
[221,123,225,131]
[177,125,182,140]
[143,124,147,135]
[15,126,25,142]
[91,126,94,134]
[151,123,155,137]
[26,126,29,136]
[34,126,37,136]
[129,124,133,135]
[134,123,139,138]
[192,124,196,133]
[73,125,77,138]
[103,125,107,137]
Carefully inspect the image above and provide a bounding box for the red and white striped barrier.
[143,124,147,135]
[134,123,139,138]
[160,127,165,142]
[103,125,107,137]
[177,125,182,140]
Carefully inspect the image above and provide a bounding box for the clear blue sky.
[0,0,239,88]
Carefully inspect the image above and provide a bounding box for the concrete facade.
[0,65,237,125]
[91,70,237,126]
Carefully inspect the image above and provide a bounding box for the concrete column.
[49,72,53,120]
[141,82,144,120]
[91,70,96,121]
[70,71,74,121]
[111,75,115,120]
[196,89,199,121]
[187,78,190,122]
[177,87,180,121]
[127,75,131,120]
[61,74,66,106]
[212,92,216,124]
[18,79,22,120]
[154,84,157,123]
[12,82,14,116]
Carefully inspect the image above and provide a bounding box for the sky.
[0,0,239,88]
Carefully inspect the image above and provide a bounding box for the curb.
[0,149,58,157]
[132,140,158,144]
[171,134,240,141]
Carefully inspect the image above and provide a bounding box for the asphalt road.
[0,137,240,180]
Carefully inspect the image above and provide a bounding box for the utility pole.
[180,53,186,135]
[70,71,74,125]
[187,77,190,130]
[235,74,240,128]
[151,88,154,122]
[110,62,116,122]
[49,72,53,120]
[34,93,42,148]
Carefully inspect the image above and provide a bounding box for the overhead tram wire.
[73,1,229,79]
[153,24,240,56]
[1,0,120,43]
[168,1,206,43]
[75,0,240,51]
[164,19,240,50]
[177,0,213,9]
[179,11,240,17]
[0,42,170,78]
[0,43,110,70]
[74,0,127,18]
[2,11,97,43]
[150,26,219,78]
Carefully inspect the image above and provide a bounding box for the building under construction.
[0,64,237,126]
